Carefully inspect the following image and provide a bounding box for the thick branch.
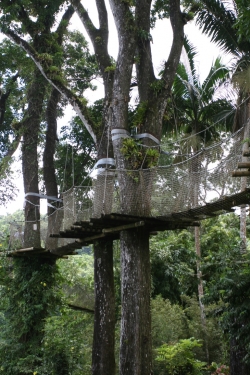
[68,303,94,313]
[96,0,109,40]
[135,0,155,100]
[71,0,97,41]
[161,0,185,89]
[0,72,19,127]
[17,4,37,37]
[108,0,136,132]
[56,5,75,44]
[70,0,112,80]
[0,133,21,177]
[4,29,97,144]
[71,0,109,45]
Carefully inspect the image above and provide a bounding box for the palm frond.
[182,36,199,87]
[202,57,229,101]
[196,0,241,56]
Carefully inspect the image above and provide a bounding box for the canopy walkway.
[7,123,250,257]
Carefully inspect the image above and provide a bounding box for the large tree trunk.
[22,69,47,248]
[43,87,63,250]
[92,240,116,375]
[120,227,152,375]
[92,85,116,374]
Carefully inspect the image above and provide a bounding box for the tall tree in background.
[0,3,76,373]
[0,1,75,247]
[0,40,31,206]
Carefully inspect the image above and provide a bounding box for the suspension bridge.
[7,122,250,257]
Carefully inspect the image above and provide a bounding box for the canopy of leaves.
[235,0,250,44]
[150,230,197,302]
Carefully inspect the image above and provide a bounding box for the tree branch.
[56,4,75,44]
[70,0,112,79]
[161,0,185,90]
[96,0,109,38]
[135,0,155,100]
[70,0,98,44]
[0,72,19,127]
[4,28,97,144]
[17,4,37,38]
[0,133,21,177]
[68,303,94,313]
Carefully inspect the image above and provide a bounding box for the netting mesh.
[61,125,249,224]
[7,125,250,250]
[9,222,24,250]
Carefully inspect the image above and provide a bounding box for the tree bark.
[120,227,152,375]
[43,87,63,250]
[230,338,250,375]
[22,69,47,248]
[92,240,116,375]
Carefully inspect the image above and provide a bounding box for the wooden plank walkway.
[8,188,250,257]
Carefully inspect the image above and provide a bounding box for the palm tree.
[163,35,235,363]
[192,0,250,250]
[164,36,234,147]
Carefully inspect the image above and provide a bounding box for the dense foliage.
[1,212,244,374]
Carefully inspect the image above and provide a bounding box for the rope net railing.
[7,123,250,250]
[8,210,75,251]
[62,124,249,224]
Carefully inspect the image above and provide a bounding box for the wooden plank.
[232,170,250,177]
[237,162,250,169]
[14,247,46,253]
[104,213,141,223]
[77,233,107,242]
[169,189,250,220]
[102,221,145,234]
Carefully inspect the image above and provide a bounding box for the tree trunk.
[90,83,116,372]
[92,239,116,375]
[22,69,47,248]
[195,225,209,363]
[230,338,250,375]
[43,87,63,250]
[120,227,152,375]
[190,149,209,362]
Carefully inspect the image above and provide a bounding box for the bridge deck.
[8,188,250,257]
